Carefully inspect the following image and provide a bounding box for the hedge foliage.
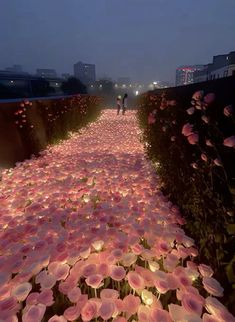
[137,77,235,311]
[0,95,102,168]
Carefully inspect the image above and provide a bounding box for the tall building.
[74,61,96,85]
[36,69,57,78]
[176,65,205,86]
[194,51,235,83]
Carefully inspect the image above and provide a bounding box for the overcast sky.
[1,0,235,83]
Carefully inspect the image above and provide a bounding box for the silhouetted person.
[122,93,128,115]
[116,95,121,115]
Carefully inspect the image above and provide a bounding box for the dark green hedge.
[0,95,102,168]
[137,76,235,312]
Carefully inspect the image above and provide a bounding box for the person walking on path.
[116,95,122,115]
[122,93,128,115]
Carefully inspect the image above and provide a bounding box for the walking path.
[0,110,234,321]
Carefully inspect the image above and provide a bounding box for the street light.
[153,81,158,89]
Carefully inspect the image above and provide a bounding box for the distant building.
[5,64,24,73]
[176,65,205,86]
[74,61,96,85]
[194,51,235,83]
[36,69,57,78]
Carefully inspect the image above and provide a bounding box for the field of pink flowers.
[0,110,234,321]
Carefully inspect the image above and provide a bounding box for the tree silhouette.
[61,77,87,95]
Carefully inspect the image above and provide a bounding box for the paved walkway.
[0,110,234,321]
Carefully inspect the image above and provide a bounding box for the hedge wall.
[0,95,102,169]
[137,76,235,312]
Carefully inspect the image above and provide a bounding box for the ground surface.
[0,110,234,321]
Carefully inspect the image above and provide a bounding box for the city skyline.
[1,0,235,83]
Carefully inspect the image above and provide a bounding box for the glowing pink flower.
[138,304,151,321]
[201,153,208,162]
[11,282,32,301]
[48,315,67,322]
[163,253,179,272]
[98,300,115,320]
[67,287,81,303]
[223,105,233,117]
[150,308,171,322]
[113,317,127,322]
[201,115,209,123]
[192,91,204,101]
[26,292,39,306]
[80,300,97,321]
[0,297,20,319]
[154,278,169,294]
[85,274,103,288]
[50,263,70,281]
[181,293,204,316]
[82,264,97,278]
[187,133,199,145]
[202,313,221,322]
[40,273,57,289]
[123,294,140,316]
[203,277,224,297]
[187,107,195,115]
[206,139,213,147]
[111,249,123,260]
[38,289,54,306]
[110,265,126,281]
[126,271,145,290]
[121,252,137,266]
[100,289,119,300]
[224,136,235,148]
[22,304,46,322]
[205,297,235,321]
[169,304,201,322]
[198,264,213,277]
[182,123,193,137]
[191,162,198,169]
[64,304,81,321]
[213,158,222,167]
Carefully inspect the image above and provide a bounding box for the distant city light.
[135,90,139,96]
[10,80,14,84]
[99,84,102,88]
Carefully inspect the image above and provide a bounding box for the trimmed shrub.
[137,76,235,311]
[0,95,102,168]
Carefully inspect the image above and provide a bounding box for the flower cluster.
[182,91,235,169]
[0,110,234,321]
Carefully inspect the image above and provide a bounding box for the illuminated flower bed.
[0,110,234,321]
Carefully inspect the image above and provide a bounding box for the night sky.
[1,0,235,83]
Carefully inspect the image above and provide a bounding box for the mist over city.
[1,0,235,85]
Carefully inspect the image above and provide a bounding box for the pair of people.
[117,93,128,115]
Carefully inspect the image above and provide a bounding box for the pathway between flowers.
[0,110,234,322]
